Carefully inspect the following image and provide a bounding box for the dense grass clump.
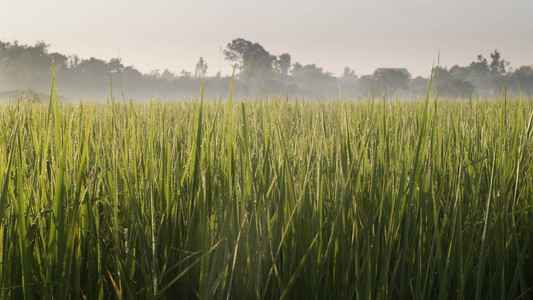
[0,81,532,299]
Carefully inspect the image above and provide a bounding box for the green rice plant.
[0,63,532,299]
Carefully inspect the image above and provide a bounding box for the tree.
[289,63,336,94]
[449,65,470,80]
[180,69,191,78]
[372,69,409,92]
[277,53,291,76]
[439,78,474,98]
[241,43,275,79]
[342,67,357,80]
[468,54,489,78]
[429,67,473,97]
[409,76,430,96]
[489,49,509,76]
[49,52,68,71]
[339,67,358,96]
[161,68,175,80]
[194,57,208,78]
[122,66,143,86]
[79,57,108,75]
[223,38,253,71]
[223,38,276,80]
[148,69,160,78]
[68,54,80,69]
[291,62,303,76]
[509,66,533,94]
[108,58,124,73]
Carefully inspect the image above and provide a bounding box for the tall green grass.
[0,77,532,299]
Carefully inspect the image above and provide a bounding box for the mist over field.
[1,38,533,101]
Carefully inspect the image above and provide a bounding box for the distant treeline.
[1,38,532,100]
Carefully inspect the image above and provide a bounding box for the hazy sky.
[1,0,532,77]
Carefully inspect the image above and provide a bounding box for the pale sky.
[1,0,532,77]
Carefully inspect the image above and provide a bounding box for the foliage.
[489,49,509,76]
[378,69,409,91]
[0,39,231,100]
[223,38,277,83]
[409,76,430,96]
[433,67,475,98]
[366,69,410,97]
[508,66,533,95]
[439,78,475,98]
[342,67,357,80]
[223,38,253,72]
[277,53,291,76]
[2,39,533,99]
[194,57,208,78]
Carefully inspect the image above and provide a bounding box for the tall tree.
[372,69,410,92]
[278,53,291,76]
[68,54,80,69]
[241,43,276,79]
[468,54,489,77]
[509,66,533,93]
[223,38,276,79]
[194,57,208,78]
[223,38,253,72]
[108,58,124,73]
[489,49,509,76]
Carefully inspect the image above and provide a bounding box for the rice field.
[1,74,533,299]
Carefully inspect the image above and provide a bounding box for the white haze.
[1,0,532,77]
